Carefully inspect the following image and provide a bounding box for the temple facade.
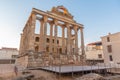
[18,6,86,67]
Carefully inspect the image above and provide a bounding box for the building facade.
[18,6,86,67]
[0,47,18,64]
[85,41,104,64]
[101,32,120,64]
[33,34,68,54]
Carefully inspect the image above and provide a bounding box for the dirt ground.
[1,64,120,80]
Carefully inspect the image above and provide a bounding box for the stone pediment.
[50,6,73,19]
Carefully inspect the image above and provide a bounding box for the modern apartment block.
[101,32,120,64]
[85,41,104,64]
[0,47,18,64]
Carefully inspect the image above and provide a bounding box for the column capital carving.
[61,25,65,29]
[31,12,37,17]
[49,21,54,26]
[77,26,84,31]
[65,23,70,27]
[74,25,79,31]
[31,13,36,20]
[80,27,84,30]
[31,11,37,15]
[66,23,73,30]
[43,16,48,22]
[54,19,58,25]
[66,24,72,31]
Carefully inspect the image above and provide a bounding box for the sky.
[0,0,120,49]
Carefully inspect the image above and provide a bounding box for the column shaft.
[40,20,44,36]
[29,13,36,51]
[43,16,48,52]
[62,27,65,54]
[19,34,24,54]
[80,28,85,55]
[74,27,78,55]
[39,20,44,52]
[49,23,53,54]
[67,24,71,55]
[54,20,58,55]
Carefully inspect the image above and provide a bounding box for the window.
[107,45,112,53]
[46,46,49,52]
[107,37,110,42]
[11,60,15,64]
[59,48,62,54]
[12,55,18,58]
[57,40,59,44]
[35,37,39,42]
[46,38,50,43]
[98,54,102,58]
[109,55,113,61]
[35,46,39,52]
[52,39,54,43]
[73,48,75,53]
[52,48,54,52]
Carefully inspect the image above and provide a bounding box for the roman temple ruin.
[18,6,86,68]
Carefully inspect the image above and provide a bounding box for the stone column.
[43,16,48,52]
[39,19,44,52]
[29,13,36,51]
[49,22,53,54]
[19,34,24,54]
[54,19,58,55]
[80,28,85,55]
[74,27,78,55]
[62,26,65,54]
[70,28,72,53]
[66,24,71,55]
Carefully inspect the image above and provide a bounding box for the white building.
[85,41,104,64]
[101,32,120,64]
[0,47,19,64]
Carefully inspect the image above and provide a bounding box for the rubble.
[75,73,105,80]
